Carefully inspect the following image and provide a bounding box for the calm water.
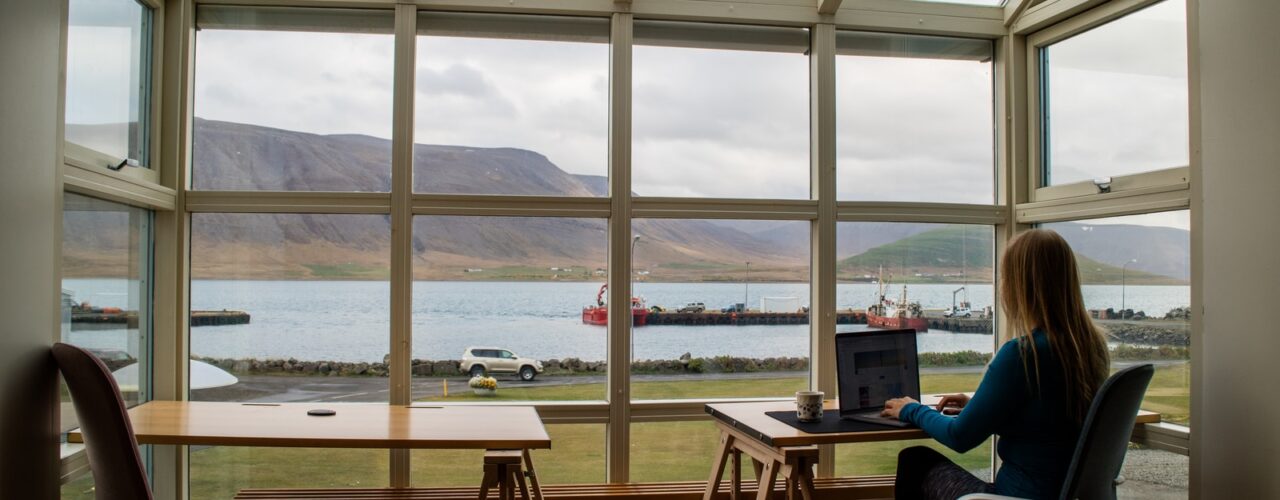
[64,279,1189,363]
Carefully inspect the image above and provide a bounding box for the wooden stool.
[480,449,541,500]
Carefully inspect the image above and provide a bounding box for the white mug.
[796,391,824,422]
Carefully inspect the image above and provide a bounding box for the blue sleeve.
[899,340,1028,453]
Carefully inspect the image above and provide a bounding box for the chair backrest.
[52,343,152,500]
[1058,363,1154,500]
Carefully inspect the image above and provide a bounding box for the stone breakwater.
[1101,321,1190,346]
[190,354,811,378]
[191,343,1189,379]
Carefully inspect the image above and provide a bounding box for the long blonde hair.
[1000,229,1110,423]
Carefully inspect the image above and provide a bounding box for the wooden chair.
[53,343,152,500]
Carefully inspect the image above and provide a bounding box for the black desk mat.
[765,410,914,433]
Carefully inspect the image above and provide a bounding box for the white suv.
[461,347,544,381]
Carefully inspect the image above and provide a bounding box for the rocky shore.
[192,344,1187,379]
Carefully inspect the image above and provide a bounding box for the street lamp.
[744,261,751,312]
[1121,258,1137,316]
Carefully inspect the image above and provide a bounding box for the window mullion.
[388,3,417,488]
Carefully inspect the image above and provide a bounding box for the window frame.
[1024,0,1190,205]
[87,0,1134,493]
[63,0,163,184]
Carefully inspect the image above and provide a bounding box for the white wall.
[0,0,63,498]
[1191,0,1280,497]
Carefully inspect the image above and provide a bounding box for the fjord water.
[64,279,1189,363]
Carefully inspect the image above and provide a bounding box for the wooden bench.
[234,476,897,500]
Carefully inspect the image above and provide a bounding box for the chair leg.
[515,463,531,500]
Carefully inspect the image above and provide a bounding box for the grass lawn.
[67,365,1189,499]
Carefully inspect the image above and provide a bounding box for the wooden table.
[701,399,1161,500]
[69,401,551,499]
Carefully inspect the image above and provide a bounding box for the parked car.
[677,302,706,313]
[721,303,745,313]
[461,347,544,381]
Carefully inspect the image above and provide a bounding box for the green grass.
[64,366,1188,499]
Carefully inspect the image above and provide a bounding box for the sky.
[68,0,1189,229]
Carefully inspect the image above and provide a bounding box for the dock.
[71,310,250,328]
[641,309,995,332]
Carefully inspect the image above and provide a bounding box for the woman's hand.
[880,397,918,419]
[935,394,970,415]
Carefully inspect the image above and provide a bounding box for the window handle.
[109,158,140,171]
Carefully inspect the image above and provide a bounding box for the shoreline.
[192,345,1188,378]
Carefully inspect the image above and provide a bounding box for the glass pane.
[61,192,152,433]
[190,447,388,498]
[414,14,609,196]
[836,32,994,203]
[1041,211,1191,426]
[411,424,604,486]
[834,222,995,474]
[412,216,607,402]
[631,219,809,400]
[189,214,390,402]
[1042,0,1189,186]
[192,8,394,191]
[633,22,810,199]
[632,421,749,482]
[65,0,151,164]
[1118,446,1188,498]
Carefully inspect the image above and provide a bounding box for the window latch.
[109,158,140,171]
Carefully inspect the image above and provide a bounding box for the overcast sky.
[68,0,1189,229]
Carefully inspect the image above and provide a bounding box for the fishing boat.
[582,284,649,326]
[866,268,928,332]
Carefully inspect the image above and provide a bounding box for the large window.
[60,193,153,499]
[1042,210,1190,497]
[836,33,995,204]
[60,193,153,420]
[1039,0,1189,187]
[835,222,995,476]
[411,216,608,402]
[192,7,395,191]
[414,13,609,196]
[188,213,391,404]
[65,0,153,167]
[633,22,810,199]
[630,219,810,401]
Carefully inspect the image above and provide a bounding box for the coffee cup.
[796,391,824,422]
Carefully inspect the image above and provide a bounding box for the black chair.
[53,343,153,500]
[960,363,1155,500]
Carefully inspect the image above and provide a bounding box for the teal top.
[898,330,1080,498]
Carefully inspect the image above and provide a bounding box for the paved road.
[192,360,1186,403]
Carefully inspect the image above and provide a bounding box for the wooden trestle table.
[68,401,552,499]
[702,398,1161,500]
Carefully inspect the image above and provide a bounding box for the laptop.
[835,329,921,428]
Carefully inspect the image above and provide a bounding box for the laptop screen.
[836,329,921,415]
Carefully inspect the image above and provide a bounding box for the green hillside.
[839,226,1184,285]
[844,226,993,273]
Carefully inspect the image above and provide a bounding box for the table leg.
[755,460,778,500]
[522,449,544,500]
[703,431,735,500]
[752,457,765,479]
[515,465,531,500]
[797,457,816,500]
[731,449,742,500]
[479,463,498,500]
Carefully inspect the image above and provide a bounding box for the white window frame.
[1023,0,1191,209]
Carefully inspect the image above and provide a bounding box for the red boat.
[866,269,928,333]
[582,284,649,326]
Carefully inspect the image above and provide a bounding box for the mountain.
[180,119,803,280]
[63,119,1189,283]
[837,226,1185,285]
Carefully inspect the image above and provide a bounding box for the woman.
[881,229,1111,499]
